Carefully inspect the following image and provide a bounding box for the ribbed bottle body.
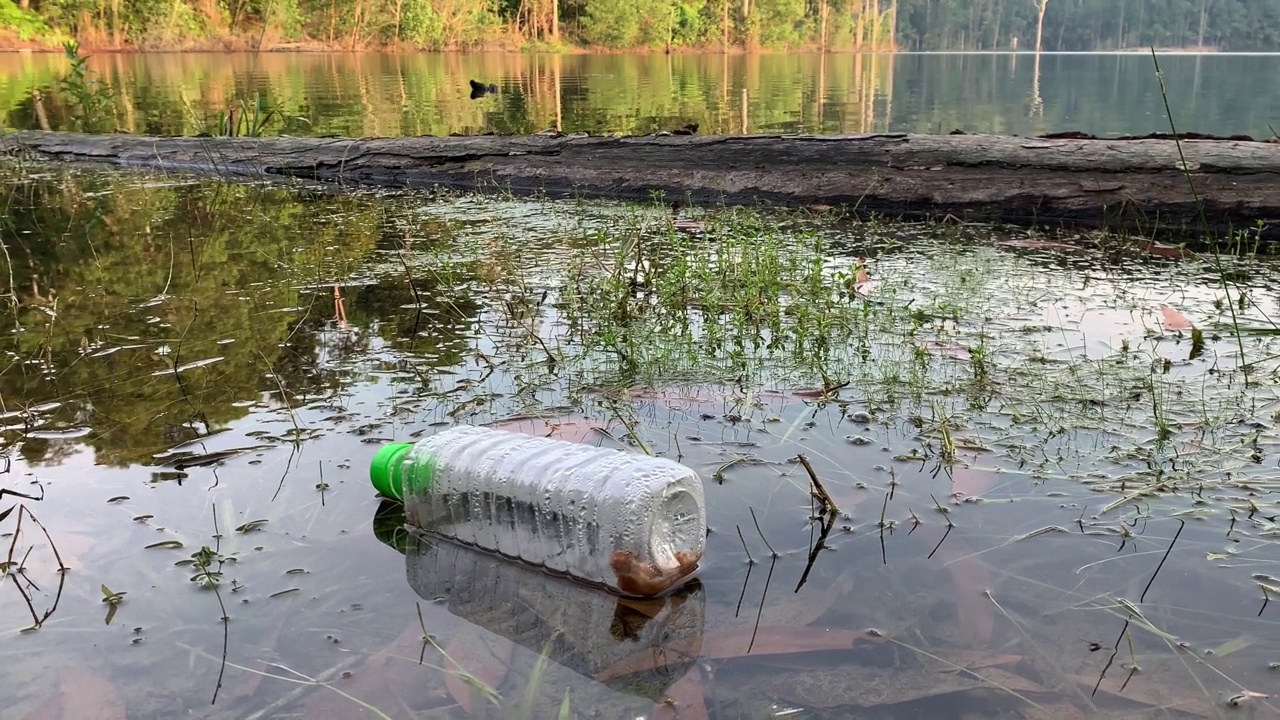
[398,425,705,596]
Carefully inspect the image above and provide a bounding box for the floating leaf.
[234,519,269,533]
[1226,690,1270,707]
[26,427,92,440]
[133,515,153,522]
[149,356,225,376]
[153,444,274,470]
[997,238,1082,252]
[484,414,609,445]
[106,496,129,504]
[144,540,184,550]
[269,588,300,598]
[101,585,126,625]
[1143,242,1195,259]
[284,568,308,575]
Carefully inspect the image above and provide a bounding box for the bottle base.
[610,548,702,598]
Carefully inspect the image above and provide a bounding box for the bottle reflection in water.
[376,507,705,701]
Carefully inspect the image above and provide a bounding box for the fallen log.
[3,130,1278,241]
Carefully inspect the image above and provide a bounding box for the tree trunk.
[6,131,1277,243]
[870,0,880,50]
[721,0,729,51]
[819,0,827,51]
[1034,0,1048,54]
[350,0,363,49]
[889,0,897,50]
[1197,0,1209,48]
[854,0,866,49]
[1117,0,1125,48]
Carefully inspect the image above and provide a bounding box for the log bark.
[3,130,1278,241]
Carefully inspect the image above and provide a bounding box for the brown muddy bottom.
[0,165,1277,719]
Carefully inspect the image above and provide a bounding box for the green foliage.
[755,0,805,47]
[261,0,304,40]
[0,0,56,42]
[2,0,1280,52]
[581,0,643,47]
[671,0,713,46]
[397,0,446,47]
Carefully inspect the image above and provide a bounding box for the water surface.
[1,168,1278,718]
[2,51,1278,138]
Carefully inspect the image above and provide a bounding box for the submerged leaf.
[443,626,510,714]
[557,687,572,720]
[652,667,709,720]
[1158,303,1194,331]
[23,665,126,720]
[598,626,883,682]
[1072,673,1215,717]
[1208,635,1254,658]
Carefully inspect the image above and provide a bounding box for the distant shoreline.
[5,46,1272,56]
[0,33,1258,57]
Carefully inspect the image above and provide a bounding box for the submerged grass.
[344,190,1280,530]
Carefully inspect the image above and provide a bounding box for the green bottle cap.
[370,443,414,500]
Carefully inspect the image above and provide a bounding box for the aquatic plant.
[184,93,286,138]
[57,41,117,133]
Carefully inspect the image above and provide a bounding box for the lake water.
[1,161,1278,718]
[1,51,1279,139]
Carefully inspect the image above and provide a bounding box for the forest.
[1,0,1278,53]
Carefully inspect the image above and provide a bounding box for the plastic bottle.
[369,424,706,597]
